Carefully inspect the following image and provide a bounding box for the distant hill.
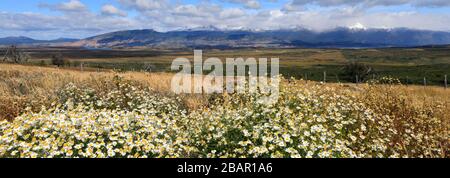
[3,27,450,48]
[48,38,80,43]
[71,27,450,48]
[0,36,39,45]
[0,36,78,45]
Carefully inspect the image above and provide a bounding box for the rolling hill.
[0,36,79,45]
[68,27,450,48]
[3,27,450,48]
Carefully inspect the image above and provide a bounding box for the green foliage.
[341,62,373,83]
[51,54,66,67]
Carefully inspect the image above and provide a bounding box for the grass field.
[0,63,448,158]
[7,46,449,86]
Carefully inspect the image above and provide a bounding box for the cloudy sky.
[1,0,450,39]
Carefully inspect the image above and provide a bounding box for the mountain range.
[2,27,450,48]
[0,36,79,45]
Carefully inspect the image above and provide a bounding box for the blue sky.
[1,0,450,39]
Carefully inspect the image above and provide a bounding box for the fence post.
[445,75,448,89]
[356,75,359,84]
[323,71,327,83]
[80,62,84,71]
[406,76,409,87]
[423,77,427,87]
[305,73,308,83]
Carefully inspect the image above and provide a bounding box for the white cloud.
[245,1,261,9]
[172,4,212,17]
[219,8,247,19]
[0,10,138,39]
[58,0,87,11]
[282,3,303,12]
[224,0,261,9]
[2,0,450,39]
[101,4,127,17]
[415,0,450,7]
[117,0,168,11]
[40,0,87,12]
[289,0,450,7]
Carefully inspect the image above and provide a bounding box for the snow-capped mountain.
[348,23,368,30]
[3,26,450,48]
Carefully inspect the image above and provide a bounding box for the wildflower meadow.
[0,65,447,158]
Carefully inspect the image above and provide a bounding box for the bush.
[341,62,373,83]
[51,54,66,67]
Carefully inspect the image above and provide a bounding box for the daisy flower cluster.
[0,77,447,158]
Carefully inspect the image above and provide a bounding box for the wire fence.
[309,71,448,89]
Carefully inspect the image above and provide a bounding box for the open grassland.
[0,64,448,158]
[10,46,449,86]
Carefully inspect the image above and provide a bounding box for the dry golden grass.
[0,64,186,120]
[1,63,449,123]
[0,63,448,157]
